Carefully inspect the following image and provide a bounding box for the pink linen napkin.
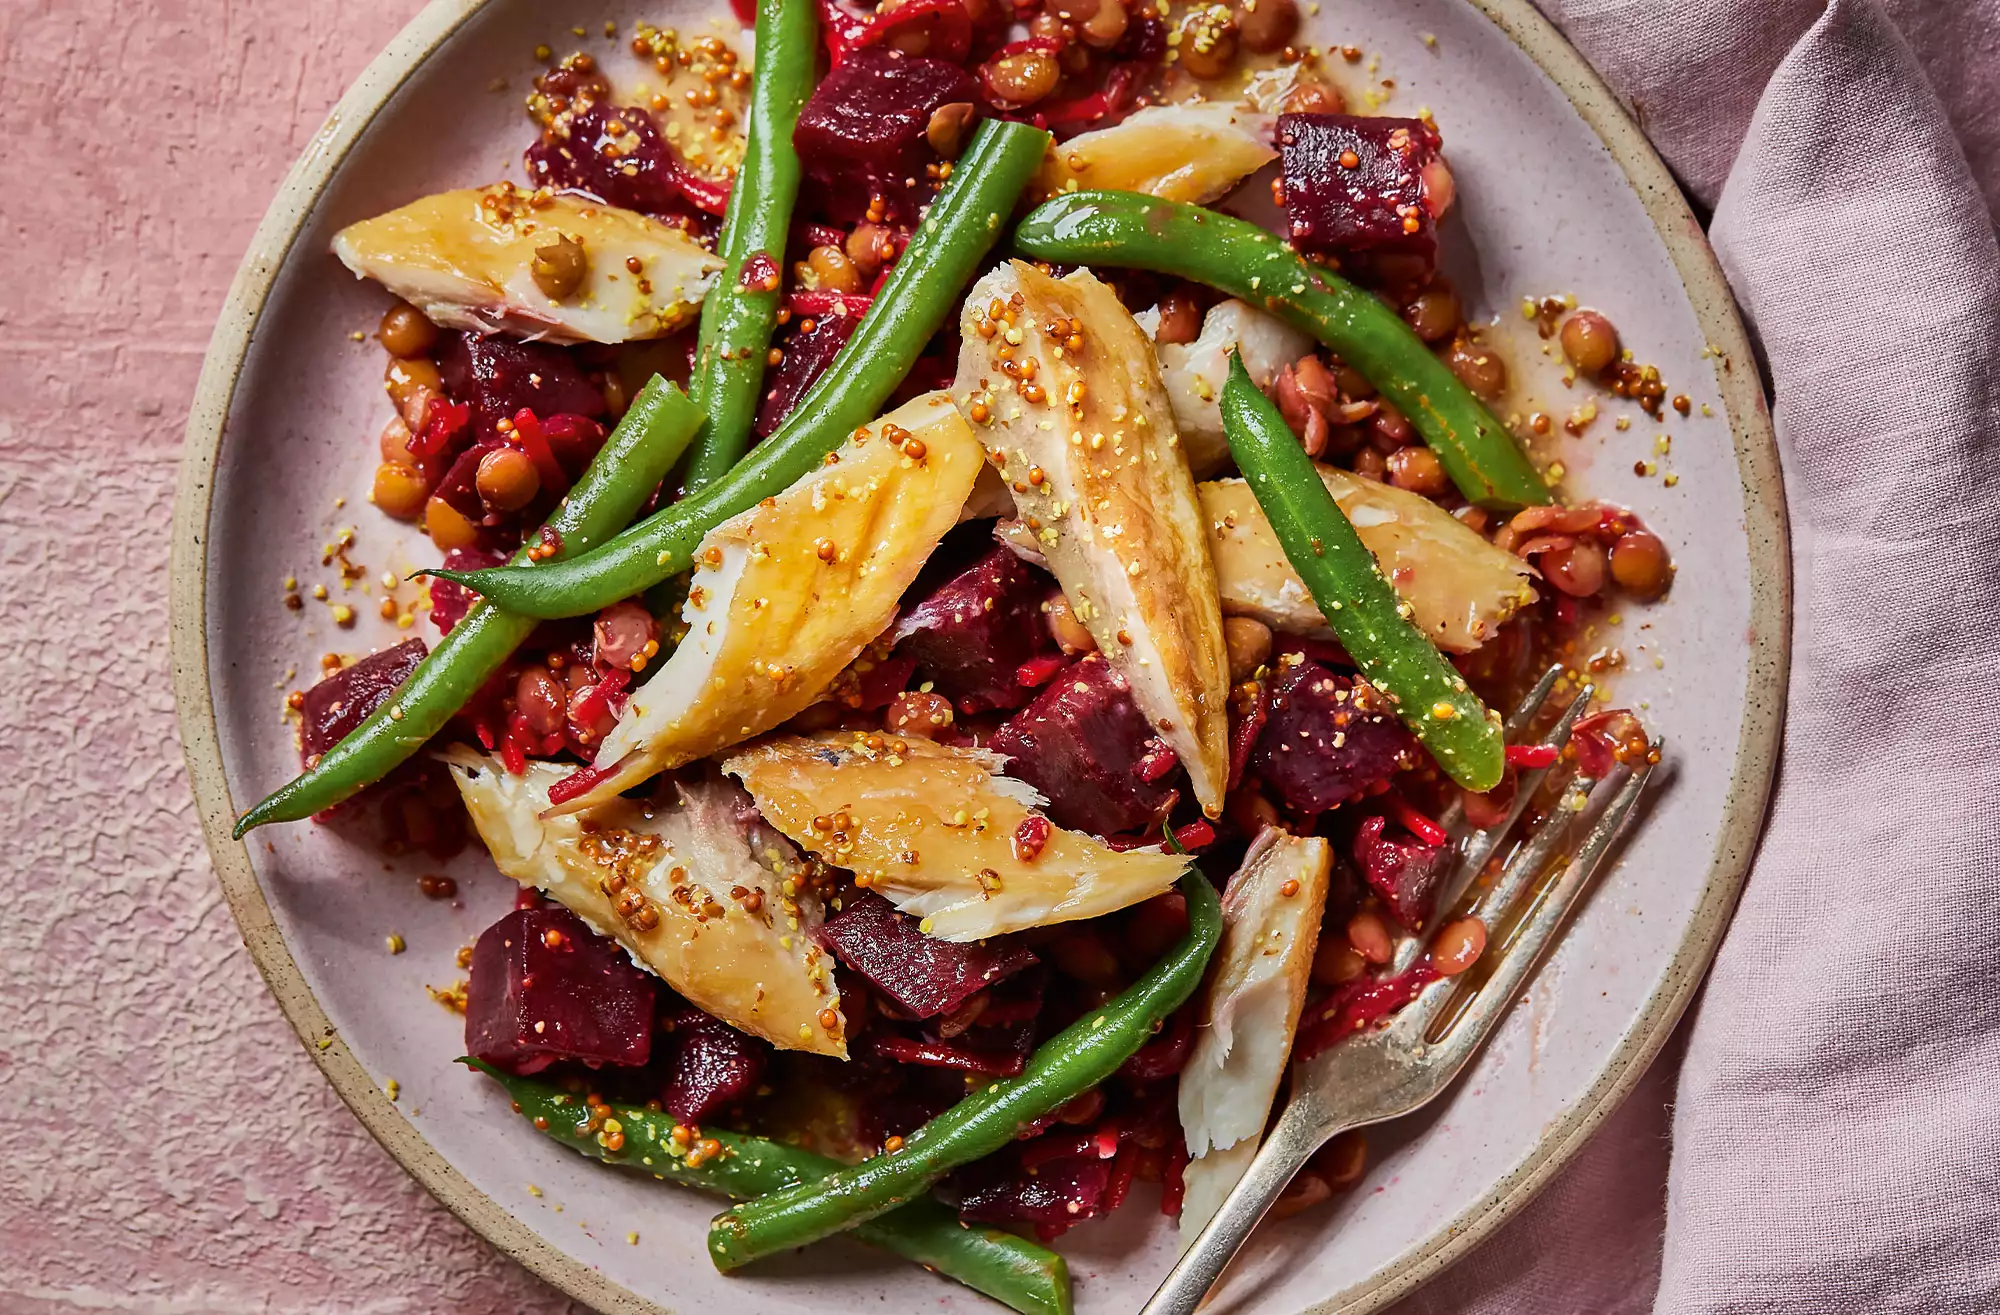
[1396,1,2000,1311]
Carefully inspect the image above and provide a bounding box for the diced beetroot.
[1116,1006,1194,1082]
[1294,962,1439,1061]
[429,547,508,634]
[989,655,1177,836]
[464,906,656,1075]
[435,331,606,443]
[867,1030,1027,1077]
[818,892,1036,1018]
[1352,813,1450,929]
[299,639,427,762]
[755,311,856,437]
[525,100,728,219]
[1280,114,1447,280]
[793,49,977,221]
[891,546,1056,712]
[660,1008,770,1122]
[1249,658,1415,816]
[958,1156,1113,1235]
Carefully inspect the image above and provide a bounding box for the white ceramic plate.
[172,1,1787,1310]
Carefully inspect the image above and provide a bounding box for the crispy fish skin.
[1201,467,1537,653]
[1177,829,1332,1240]
[331,183,721,344]
[1033,104,1276,206]
[559,394,981,812]
[723,734,1189,942]
[442,752,847,1057]
[953,261,1231,816]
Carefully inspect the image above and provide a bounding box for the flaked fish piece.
[1147,299,1315,477]
[558,393,982,812]
[442,752,847,1057]
[332,183,720,344]
[953,262,1231,816]
[1178,829,1332,1240]
[1202,467,1537,653]
[1034,104,1276,206]
[723,734,1188,942]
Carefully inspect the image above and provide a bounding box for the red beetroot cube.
[956,1156,1113,1234]
[435,331,606,443]
[1352,813,1450,929]
[464,906,655,1075]
[818,892,1036,1018]
[891,545,1056,712]
[755,312,857,437]
[660,1008,769,1123]
[1279,114,1447,279]
[298,639,427,763]
[988,654,1177,836]
[1249,658,1415,815]
[793,49,976,220]
[427,547,508,635]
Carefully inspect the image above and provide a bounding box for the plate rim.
[169,1,1790,1310]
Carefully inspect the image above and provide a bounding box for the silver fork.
[1142,668,1657,1315]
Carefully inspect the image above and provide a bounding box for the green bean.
[467,1060,1071,1315]
[1012,190,1553,511]
[428,119,1052,620]
[705,867,1221,1272]
[681,0,818,493]
[231,378,703,836]
[1221,356,1503,790]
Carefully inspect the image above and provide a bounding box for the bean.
[1609,529,1672,598]
[1283,79,1344,115]
[1542,540,1606,597]
[516,667,567,736]
[926,101,978,158]
[530,234,589,300]
[680,0,820,492]
[386,356,442,409]
[1044,593,1097,654]
[1079,0,1128,47]
[372,462,429,520]
[1444,336,1508,400]
[984,52,1059,106]
[1313,1129,1368,1189]
[1153,290,1202,346]
[1560,309,1620,375]
[1176,8,1238,79]
[846,223,897,275]
[435,122,1052,619]
[1222,615,1273,682]
[1235,0,1298,53]
[379,415,418,463]
[805,243,862,294]
[1351,446,1387,480]
[886,690,956,739]
[378,301,439,357]
[476,447,541,512]
[1310,933,1366,986]
[1346,909,1393,964]
[1271,1169,1332,1218]
[1386,445,1448,496]
[1429,916,1487,975]
[425,496,481,551]
[592,600,658,670]
[1401,283,1461,344]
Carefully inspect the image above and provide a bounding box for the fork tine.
[1431,664,1562,835]
[1394,675,1593,975]
[1425,748,1657,1059]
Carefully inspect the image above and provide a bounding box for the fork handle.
[1141,1096,1341,1315]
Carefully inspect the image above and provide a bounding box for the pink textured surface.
[0,0,575,1309]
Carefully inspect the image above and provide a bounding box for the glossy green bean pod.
[1012,190,1553,511]
[705,867,1221,1272]
[1221,355,1504,790]
[681,0,818,492]
[468,1061,1071,1315]
[428,119,1052,619]
[232,378,703,836]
